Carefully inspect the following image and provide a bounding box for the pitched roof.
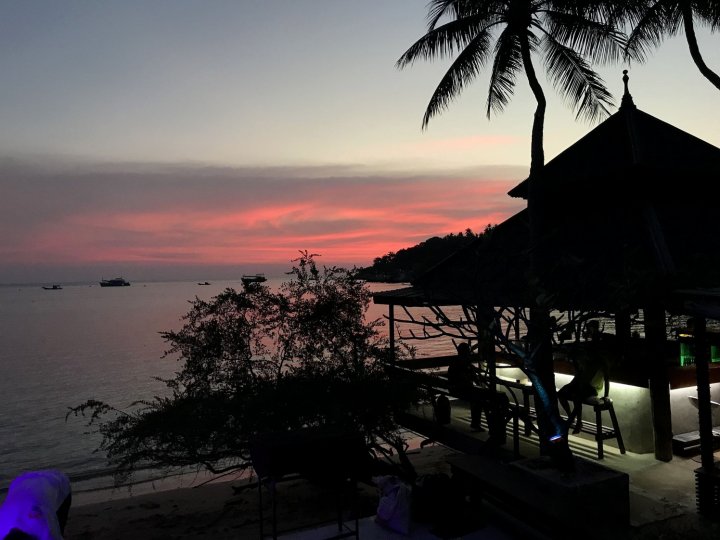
[508,93,720,202]
[372,212,532,308]
[372,285,456,307]
[405,205,669,310]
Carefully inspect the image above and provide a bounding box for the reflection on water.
[365,282,458,358]
[0,281,202,487]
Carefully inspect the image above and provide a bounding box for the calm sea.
[0,279,454,493]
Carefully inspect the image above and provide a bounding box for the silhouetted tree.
[68,254,421,485]
[622,0,720,91]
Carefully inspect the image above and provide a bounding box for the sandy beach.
[67,475,335,540]
[65,445,459,540]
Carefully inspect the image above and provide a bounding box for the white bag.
[373,475,411,535]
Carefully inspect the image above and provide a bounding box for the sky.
[1,1,719,284]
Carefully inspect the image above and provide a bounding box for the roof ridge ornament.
[621,70,636,110]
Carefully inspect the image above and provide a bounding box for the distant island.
[357,226,494,283]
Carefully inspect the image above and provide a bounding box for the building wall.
[670,382,720,435]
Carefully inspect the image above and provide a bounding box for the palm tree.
[397,0,623,177]
[398,1,624,448]
[622,1,720,91]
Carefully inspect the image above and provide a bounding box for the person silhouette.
[557,320,607,433]
[447,342,485,431]
[0,470,71,540]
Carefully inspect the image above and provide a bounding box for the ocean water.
[0,279,454,493]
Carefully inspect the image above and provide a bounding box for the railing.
[387,359,523,455]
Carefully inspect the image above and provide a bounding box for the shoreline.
[67,473,263,540]
[71,467,252,507]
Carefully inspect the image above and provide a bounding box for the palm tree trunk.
[519,33,567,456]
[682,5,720,91]
[519,37,546,175]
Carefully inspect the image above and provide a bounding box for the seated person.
[557,320,608,434]
[447,342,486,431]
[0,470,71,540]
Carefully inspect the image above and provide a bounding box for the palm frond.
[542,10,625,64]
[542,33,614,123]
[397,14,491,69]
[535,0,603,21]
[486,26,523,118]
[601,0,651,28]
[426,0,505,30]
[422,30,493,128]
[699,0,720,31]
[571,0,633,25]
[625,0,681,61]
[427,0,460,31]
[662,2,684,35]
[453,0,508,18]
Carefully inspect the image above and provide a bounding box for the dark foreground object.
[696,466,720,521]
[448,453,629,540]
[249,428,367,539]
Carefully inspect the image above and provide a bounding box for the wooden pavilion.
[374,75,720,517]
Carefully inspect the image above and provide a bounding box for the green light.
[680,342,694,367]
[678,342,720,365]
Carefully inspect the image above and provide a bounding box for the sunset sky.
[1,1,719,284]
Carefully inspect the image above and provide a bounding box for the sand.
[61,443,720,539]
[65,445,459,540]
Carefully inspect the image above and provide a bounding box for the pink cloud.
[1,161,526,276]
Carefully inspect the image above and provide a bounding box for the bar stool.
[582,387,626,459]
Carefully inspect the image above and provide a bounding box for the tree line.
[358,226,493,283]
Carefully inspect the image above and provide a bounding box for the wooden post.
[693,317,715,471]
[615,309,631,346]
[389,304,396,365]
[645,305,673,461]
[479,307,496,393]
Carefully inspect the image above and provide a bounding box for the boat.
[42,285,63,290]
[198,281,211,285]
[241,274,267,286]
[100,277,131,287]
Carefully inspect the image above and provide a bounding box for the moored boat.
[241,274,267,286]
[100,277,131,287]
